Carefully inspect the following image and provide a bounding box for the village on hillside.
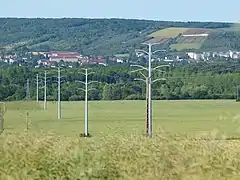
[0,49,239,68]
[0,50,124,67]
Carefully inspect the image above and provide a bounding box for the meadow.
[3,100,240,138]
[1,100,240,179]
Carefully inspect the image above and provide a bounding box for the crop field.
[170,43,202,51]
[149,27,212,38]
[182,28,212,35]
[149,27,190,38]
[144,37,171,44]
[1,100,240,179]
[176,36,206,44]
[170,36,206,50]
[147,27,212,50]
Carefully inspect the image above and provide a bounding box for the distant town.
[1,49,239,68]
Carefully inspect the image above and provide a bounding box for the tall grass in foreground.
[0,132,240,180]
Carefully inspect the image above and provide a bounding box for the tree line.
[0,62,239,101]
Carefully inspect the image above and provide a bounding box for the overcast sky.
[1,0,239,22]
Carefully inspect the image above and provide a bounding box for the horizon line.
[0,16,237,24]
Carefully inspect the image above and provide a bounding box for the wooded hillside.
[0,18,236,56]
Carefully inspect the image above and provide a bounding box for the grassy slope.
[3,100,240,138]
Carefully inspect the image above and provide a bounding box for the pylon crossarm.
[87,72,95,76]
[130,69,147,79]
[152,49,166,54]
[38,77,51,81]
[135,49,149,55]
[75,80,86,85]
[78,88,86,92]
[130,68,144,74]
[38,71,51,78]
[87,81,98,85]
[152,65,170,71]
[79,71,94,76]
[35,79,43,84]
[88,88,97,92]
[134,78,146,83]
[152,78,167,83]
[82,68,92,70]
[78,72,86,76]
[52,79,66,84]
[52,73,66,80]
[130,64,148,71]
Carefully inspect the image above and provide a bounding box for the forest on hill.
[0,18,236,56]
[0,61,239,101]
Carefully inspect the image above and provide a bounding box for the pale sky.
[1,0,240,22]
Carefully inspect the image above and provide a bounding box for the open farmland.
[147,27,214,50]
[144,37,171,44]
[170,43,202,51]
[171,36,206,50]
[1,100,240,179]
[149,27,190,38]
[182,28,212,35]
[2,100,240,138]
[176,36,206,44]
[148,27,212,38]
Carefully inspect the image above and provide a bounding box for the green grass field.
[3,100,240,138]
[1,100,240,179]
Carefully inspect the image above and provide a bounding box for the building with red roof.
[48,51,81,62]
